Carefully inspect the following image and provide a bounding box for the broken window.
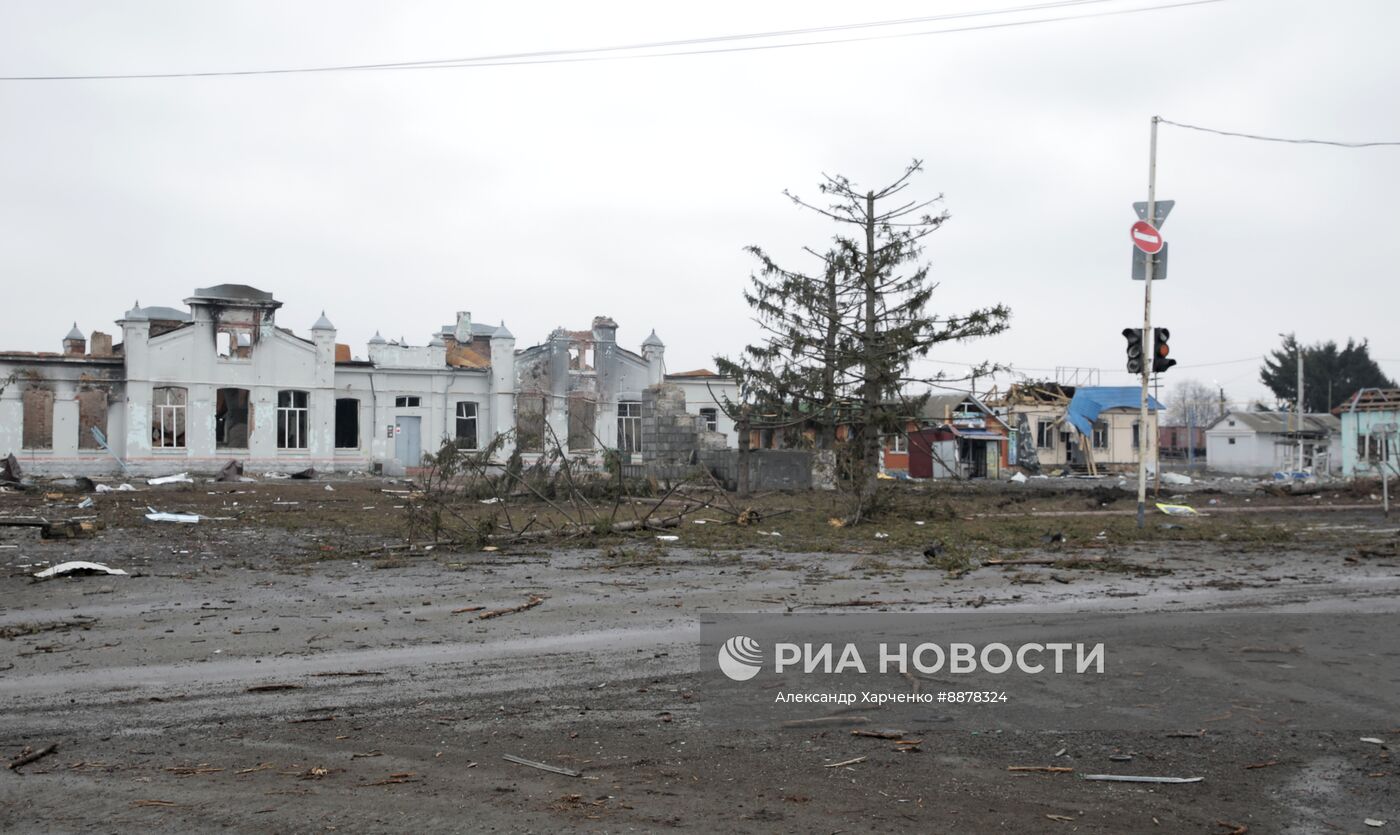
[567,395,596,450]
[152,386,187,448]
[455,401,478,450]
[216,327,252,360]
[515,395,546,453]
[1091,420,1108,449]
[699,407,718,432]
[22,388,54,450]
[1036,420,1055,449]
[885,433,908,454]
[77,389,108,450]
[216,388,251,449]
[395,395,421,408]
[277,390,309,449]
[335,398,360,449]
[617,401,642,454]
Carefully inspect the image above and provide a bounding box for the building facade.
[0,285,738,476]
[1204,410,1341,476]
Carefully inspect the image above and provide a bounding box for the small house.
[1204,410,1341,476]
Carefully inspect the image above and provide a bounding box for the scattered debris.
[216,460,245,482]
[782,716,869,728]
[290,468,317,480]
[8,743,59,771]
[1365,820,1385,829]
[145,508,201,524]
[874,532,889,540]
[984,555,1103,567]
[95,483,135,493]
[502,754,581,778]
[1156,503,1199,517]
[478,594,545,620]
[245,684,303,693]
[33,561,128,580]
[851,729,906,740]
[1008,766,1074,773]
[1041,531,1066,544]
[1046,814,1076,823]
[479,497,501,504]
[1081,774,1202,783]
[148,472,193,486]
[823,756,868,769]
[0,453,21,484]
[76,497,94,509]
[1244,760,1280,770]
[655,535,679,542]
[1162,471,1193,486]
[1010,472,1027,484]
[1361,737,1385,745]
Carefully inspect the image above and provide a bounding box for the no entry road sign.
[1130,220,1164,254]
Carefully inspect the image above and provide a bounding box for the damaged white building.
[0,284,738,476]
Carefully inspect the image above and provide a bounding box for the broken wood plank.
[246,684,302,693]
[823,756,867,768]
[1007,765,1074,773]
[985,555,1104,567]
[502,754,581,778]
[9,743,58,770]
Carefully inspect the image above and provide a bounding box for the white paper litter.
[34,561,128,579]
[145,506,201,523]
[95,483,135,493]
[655,535,679,541]
[148,472,193,485]
[1010,472,1027,484]
[1161,471,1193,486]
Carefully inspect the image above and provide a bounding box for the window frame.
[617,400,643,454]
[152,386,188,449]
[394,395,421,408]
[454,401,479,450]
[277,389,310,450]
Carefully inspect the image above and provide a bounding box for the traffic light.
[1122,327,1144,374]
[1152,327,1176,373]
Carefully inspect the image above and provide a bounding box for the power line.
[0,0,1225,81]
[1159,118,1400,148]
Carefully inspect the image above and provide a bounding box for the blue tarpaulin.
[1065,387,1164,437]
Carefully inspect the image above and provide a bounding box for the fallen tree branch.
[478,594,545,621]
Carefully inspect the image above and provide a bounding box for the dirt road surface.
[2,478,1397,832]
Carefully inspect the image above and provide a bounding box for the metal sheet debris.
[34,561,129,579]
[145,507,201,524]
[148,473,193,485]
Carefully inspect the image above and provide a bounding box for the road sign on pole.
[1133,199,1174,228]
[1131,220,1164,254]
[1132,242,1168,280]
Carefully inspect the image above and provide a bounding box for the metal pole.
[1137,116,1158,528]
[1296,345,1305,474]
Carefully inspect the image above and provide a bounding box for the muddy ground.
[1,476,1397,833]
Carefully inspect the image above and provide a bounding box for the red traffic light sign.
[1130,220,1164,254]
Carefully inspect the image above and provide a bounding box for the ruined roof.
[439,322,500,338]
[1211,411,1340,434]
[447,342,491,369]
[186,284,279,306]
[1337,388,1400,413]
[139,306,191,322]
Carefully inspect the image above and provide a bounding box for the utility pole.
[1296,343,1305,472]
[1136,116,1159,529]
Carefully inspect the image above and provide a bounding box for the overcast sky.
[3,0,1397,409]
